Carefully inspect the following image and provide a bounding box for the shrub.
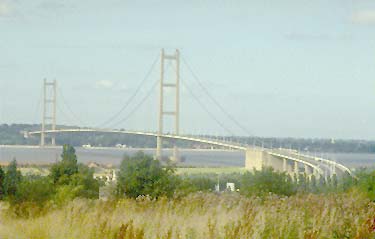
[3,159,22,198]
[49,144,99,200]
[50,144,78,184]
[240,167,296,197]
[0,165,4,199]
[116,152,179,199]
[9,176,55,217]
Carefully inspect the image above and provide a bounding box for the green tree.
[13,176,54,206]
[355,169,375,200]
[116,151,178,198]
[5,176,55,217]
[0,166,4,199]
[185,176,216,192]
[50,144,78,184]
[49,145,99,201]
[3,159,22,198]
[69,164,99,199]
[240,167,296,197]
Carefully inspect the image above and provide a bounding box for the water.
[307,152,375,169]
[0,146,374,169]
[0,146,245,167]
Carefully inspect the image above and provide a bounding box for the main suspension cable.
[57,86,87,126]
[181,78,235,136]
[181,56,255,137]
[95,55,159,128]
[107,79,159,129]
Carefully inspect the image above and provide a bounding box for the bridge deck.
[27,128,353,177]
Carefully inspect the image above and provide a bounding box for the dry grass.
[0,190,374,239]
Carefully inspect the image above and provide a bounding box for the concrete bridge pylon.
[41,79,57,147]
[245,148,287,172]
[156,49,180,162]
[245,148,263,171]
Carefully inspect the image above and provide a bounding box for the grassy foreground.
[0,190,374,239]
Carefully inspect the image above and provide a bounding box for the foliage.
[182,176,216,192]
[50,144,78,184]
[353,169,375,201]
[116,152,179,199]
[0,124,40,145]
[240,167,296,197]
[9,176,55,217]
[68,164,99,199]
[12,176,55,206]
[178,172,243,193]
[0,166,4,199]
[3,159,22,198]
[48,145,99,202]
[1,145,99,213]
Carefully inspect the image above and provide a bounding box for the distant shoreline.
[0,145,239,152]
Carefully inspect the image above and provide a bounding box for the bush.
[240,167,296,197]
[3,159,22,199]
[69,165,99,199]
[9,176,55,217]
[354,169,375,200]
[116,152,179,198]
[49,144,99,200]
[50,144,78,184]
[183,176,216,192]
[12,176,54,206]
[0,165,4,199]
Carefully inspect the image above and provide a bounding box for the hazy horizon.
[1,0,375,140]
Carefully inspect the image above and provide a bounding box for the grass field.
[0,190,374,239]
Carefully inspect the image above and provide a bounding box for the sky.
[0,0,375,139]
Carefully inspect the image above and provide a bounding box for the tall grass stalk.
[0,190,374,239]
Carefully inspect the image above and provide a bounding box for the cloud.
[95,80,114,89]
[0,0,11,17]
[352,10,375,25]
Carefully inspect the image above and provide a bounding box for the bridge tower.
[156,49,180,161]
[41,79,57,146]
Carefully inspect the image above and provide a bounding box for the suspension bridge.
[26,49,353,179]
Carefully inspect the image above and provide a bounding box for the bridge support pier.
[245,148,263,171]
[330,165,336,177]
[283,158,287,172]
[171,145,179,162]
[294,161,299,174]
[156,136,162,160]
[245,149,292,173]
[304,165,312,175]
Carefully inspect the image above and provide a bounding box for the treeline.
[1,123,375,153]
[0,145,99,216]
[2,146,375,218]
[116,152,357,199]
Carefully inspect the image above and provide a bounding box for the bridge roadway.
[268,150,352,177]
[27,128,353,177]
